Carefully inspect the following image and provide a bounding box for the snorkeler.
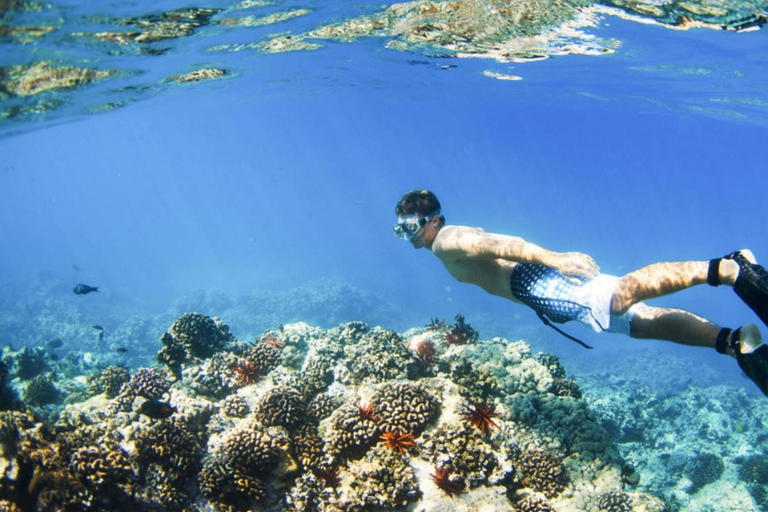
[394,189,768,397]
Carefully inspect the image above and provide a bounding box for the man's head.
[393,189,445,248]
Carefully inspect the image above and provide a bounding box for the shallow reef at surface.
[1,310,767,511]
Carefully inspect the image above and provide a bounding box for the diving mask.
[393,209,440,241]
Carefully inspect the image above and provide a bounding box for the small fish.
[47,338,63,349]
[92,325,104,331]
[115,347,127,353]
[139,400,177,419]
[98,331,104,343]
[50,354,59,361]
[72,264,81,272]
[73,284,99,295]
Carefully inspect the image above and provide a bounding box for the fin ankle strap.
[716,327,731,354]
[708,258,723,287]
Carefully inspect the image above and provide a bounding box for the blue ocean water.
[1,1,767,388]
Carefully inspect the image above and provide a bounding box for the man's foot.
[709,250,768,329]
[707,249,756,286]
[731,325,768,397]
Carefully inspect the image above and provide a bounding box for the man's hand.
[552,252,600,280]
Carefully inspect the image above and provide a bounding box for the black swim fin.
[730,252,768,329]
[737,345,768,397]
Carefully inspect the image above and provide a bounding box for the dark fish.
[72,264,81,271]
[93,325,104,331]
[73,284,99,295]
[115,347,127,353]
[98,331,104,343]
[50,354,59,361]
[47,338,63,349]
[139,400,177,419]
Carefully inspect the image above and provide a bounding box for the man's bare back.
[431,225,599,302]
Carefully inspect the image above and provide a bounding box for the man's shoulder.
[433,225,486,255]
[440,225,485,236]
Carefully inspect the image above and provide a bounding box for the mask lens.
[393,218,422,240]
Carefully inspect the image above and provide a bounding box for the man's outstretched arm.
[434,227,599,278]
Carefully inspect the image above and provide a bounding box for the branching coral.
[595,490,634,512]
[220,395,249,418]
[516,495,555,511]
[199,456,267,511]
[254,385,306,430]
[220,423,283,474]
[372,382,440,435]
[129,367,170,400]
[93,365,130,399]
[516,448,567,498]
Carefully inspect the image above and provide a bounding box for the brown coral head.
[232,360,263,385]
[460,401,500,435]
[430,466,465,496]
[379,430,416,455]
[443,328,469,345]
[356,402,376,422]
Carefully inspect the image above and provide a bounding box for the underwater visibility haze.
[1,0,768,510]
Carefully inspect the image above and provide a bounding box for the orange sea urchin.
[379,430,416,455]
[460,400,500,435]
[232,360,262,385]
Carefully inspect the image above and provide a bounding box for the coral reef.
[1,315,680,512]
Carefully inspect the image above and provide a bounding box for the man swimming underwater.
[394,189,768,397]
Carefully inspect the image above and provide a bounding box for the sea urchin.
[460,400,500,435]
[430,466,465,496]
[379,430,416,455]
[232,360,262,385]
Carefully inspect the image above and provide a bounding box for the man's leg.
[611,258,742,316]
[627,305,768,396]
[628,305,724,350]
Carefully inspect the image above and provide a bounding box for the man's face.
[393,213,436,249]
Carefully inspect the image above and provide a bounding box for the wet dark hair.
[395,189,445,224]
